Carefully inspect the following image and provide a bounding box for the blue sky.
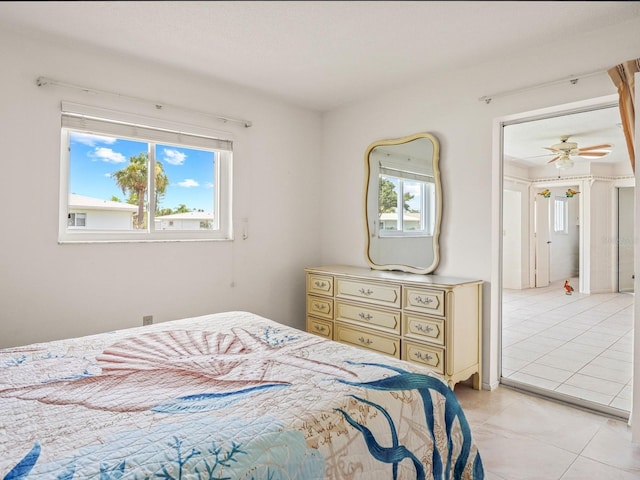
[69,132,215,212]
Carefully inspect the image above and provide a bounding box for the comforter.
[0,311,483,479]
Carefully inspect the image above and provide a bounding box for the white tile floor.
[454,384,640,480]
[501,278,634,415]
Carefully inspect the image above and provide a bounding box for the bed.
[1,311,483,479]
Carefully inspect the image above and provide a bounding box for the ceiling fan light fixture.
[555,156,574,169]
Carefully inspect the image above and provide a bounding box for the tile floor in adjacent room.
[454,384,640,480]
[501,278,634,413]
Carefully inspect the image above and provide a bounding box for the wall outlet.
[143,315,153,326]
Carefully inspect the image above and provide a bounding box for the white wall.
[320,17,640,390]
[0,25,323,348]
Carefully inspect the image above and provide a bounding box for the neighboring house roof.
[156,211,213,220]
[69,194,137,212]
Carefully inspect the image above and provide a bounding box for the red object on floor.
[564,279,574,295]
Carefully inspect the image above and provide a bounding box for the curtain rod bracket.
[35,75,253,128]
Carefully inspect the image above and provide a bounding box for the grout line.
[502,281,633,415]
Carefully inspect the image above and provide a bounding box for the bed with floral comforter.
[0,311,483,479]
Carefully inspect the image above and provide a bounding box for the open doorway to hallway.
[500,100,635,419]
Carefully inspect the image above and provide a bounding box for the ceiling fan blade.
[525,153,555,159]
[547,156,560,164]
[577,151,610,158]
[577,143,613,151]
[543,147,562,153]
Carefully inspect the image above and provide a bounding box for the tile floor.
[454,383,640,480]
[501,278,634,415]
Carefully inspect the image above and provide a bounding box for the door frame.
[489,94,620,390]
[491,93,640,437]
[528,178,590,293]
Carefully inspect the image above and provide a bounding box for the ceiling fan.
[544,135,613,169]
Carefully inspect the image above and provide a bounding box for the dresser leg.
[472,371,482,390]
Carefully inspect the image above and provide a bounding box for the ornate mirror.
[364,132,441,274]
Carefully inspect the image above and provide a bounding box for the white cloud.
[178,179,199,188]
[71,132,117,147]
[203,182,214,189]
[91,147,127,164]
[163,148,186,165]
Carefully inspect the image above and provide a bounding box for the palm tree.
[111,153,168,228]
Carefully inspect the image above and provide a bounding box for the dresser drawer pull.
[414,295,434,305]
[416,323,434,333]
[358,336,373,345]
[313,302,329,312]
[314,280,328,288]
[415,351,433,361]
[358,312,373,321]
[314,325,327,333]
[358,288,374,296]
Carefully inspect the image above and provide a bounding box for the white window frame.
[554,196,569,234]
[378,172,434,238]
[58,102,233,243]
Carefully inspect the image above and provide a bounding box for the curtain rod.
[35,76,253,128]
[478,69,609,104]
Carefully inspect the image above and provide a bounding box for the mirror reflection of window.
[377,171,435,237]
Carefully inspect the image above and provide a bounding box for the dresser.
[305,265,483,389]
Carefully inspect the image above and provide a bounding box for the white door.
[619,187,635,292]
[503,189,522,289]
[535,192,551,287]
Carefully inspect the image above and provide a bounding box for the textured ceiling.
[1,1,637,170]
[1,1,639,111]
[504,105,629,171]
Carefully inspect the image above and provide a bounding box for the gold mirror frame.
[364,132,442,274]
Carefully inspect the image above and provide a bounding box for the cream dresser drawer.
[307,273,334,297]
[336,301,400,335]
[306,317,333,339]
[403,287,445,317]
[403,341,445,375]
[306,294,334,320]
[336,278,401,308]
[404,313,444,345]
[335,323,400,358]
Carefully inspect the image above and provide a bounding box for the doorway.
[500,100,635,418]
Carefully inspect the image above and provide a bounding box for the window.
[67,212,86,227]
[378,171,435,237]
[59,103,233,243]
[554,196,568,234]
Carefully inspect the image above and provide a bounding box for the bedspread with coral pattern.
[0,311,483,479]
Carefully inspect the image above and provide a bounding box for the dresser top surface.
[305,265,482,287]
